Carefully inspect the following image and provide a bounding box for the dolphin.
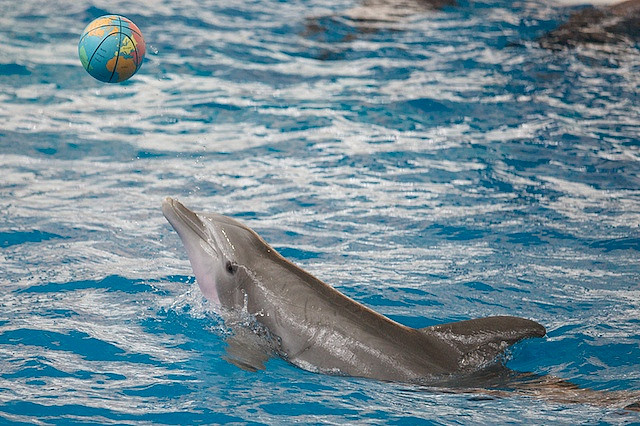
[538,0,640,49]
[162,197,547,383]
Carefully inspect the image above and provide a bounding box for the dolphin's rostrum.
[162,197,546,383]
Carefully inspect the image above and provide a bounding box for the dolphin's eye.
[226,260,237,274]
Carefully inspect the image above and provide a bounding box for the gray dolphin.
[539,0,640,49]
[162,197,546,383]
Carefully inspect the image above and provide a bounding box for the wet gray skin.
[162,197,546,383]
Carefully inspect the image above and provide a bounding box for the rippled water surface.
[1,0,640,423]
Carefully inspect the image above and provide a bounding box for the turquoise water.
[1,0,640,423]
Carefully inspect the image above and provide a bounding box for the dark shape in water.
[539,0,640,49]
[303,0,456,59]
[340,0,456,24]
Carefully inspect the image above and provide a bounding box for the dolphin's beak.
[162,197,208,242]
[162,197,223,306]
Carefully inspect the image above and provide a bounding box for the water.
[1,0,639,423]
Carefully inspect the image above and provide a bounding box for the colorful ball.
[78,15,146,83]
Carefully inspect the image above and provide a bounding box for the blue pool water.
[1,0,639,423]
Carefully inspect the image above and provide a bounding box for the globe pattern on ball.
[78,15,146,83]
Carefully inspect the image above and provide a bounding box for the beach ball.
[78,15,146,83]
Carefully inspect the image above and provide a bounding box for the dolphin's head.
[162,197,261,310]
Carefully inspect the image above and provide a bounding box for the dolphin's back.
[252,247,546,381]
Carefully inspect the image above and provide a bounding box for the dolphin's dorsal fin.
[420,316,546,369]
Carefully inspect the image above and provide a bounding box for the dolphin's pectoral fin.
[422,316,546,368]
[223,353,264,372]
[222,328,273,372]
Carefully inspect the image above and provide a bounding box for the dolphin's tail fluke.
[507,372,640,412]
[429,368,640,413]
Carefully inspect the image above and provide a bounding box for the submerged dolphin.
[538,0,640,49]
[162,197,546,383]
